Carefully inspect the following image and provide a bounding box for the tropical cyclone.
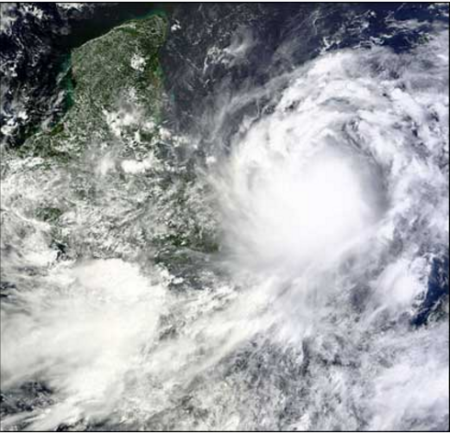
[1,4,449,432]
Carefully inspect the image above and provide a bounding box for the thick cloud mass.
[1,4,448,431]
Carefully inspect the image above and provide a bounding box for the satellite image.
[0,3,449,431]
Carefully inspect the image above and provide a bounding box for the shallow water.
[1,4,449,431]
